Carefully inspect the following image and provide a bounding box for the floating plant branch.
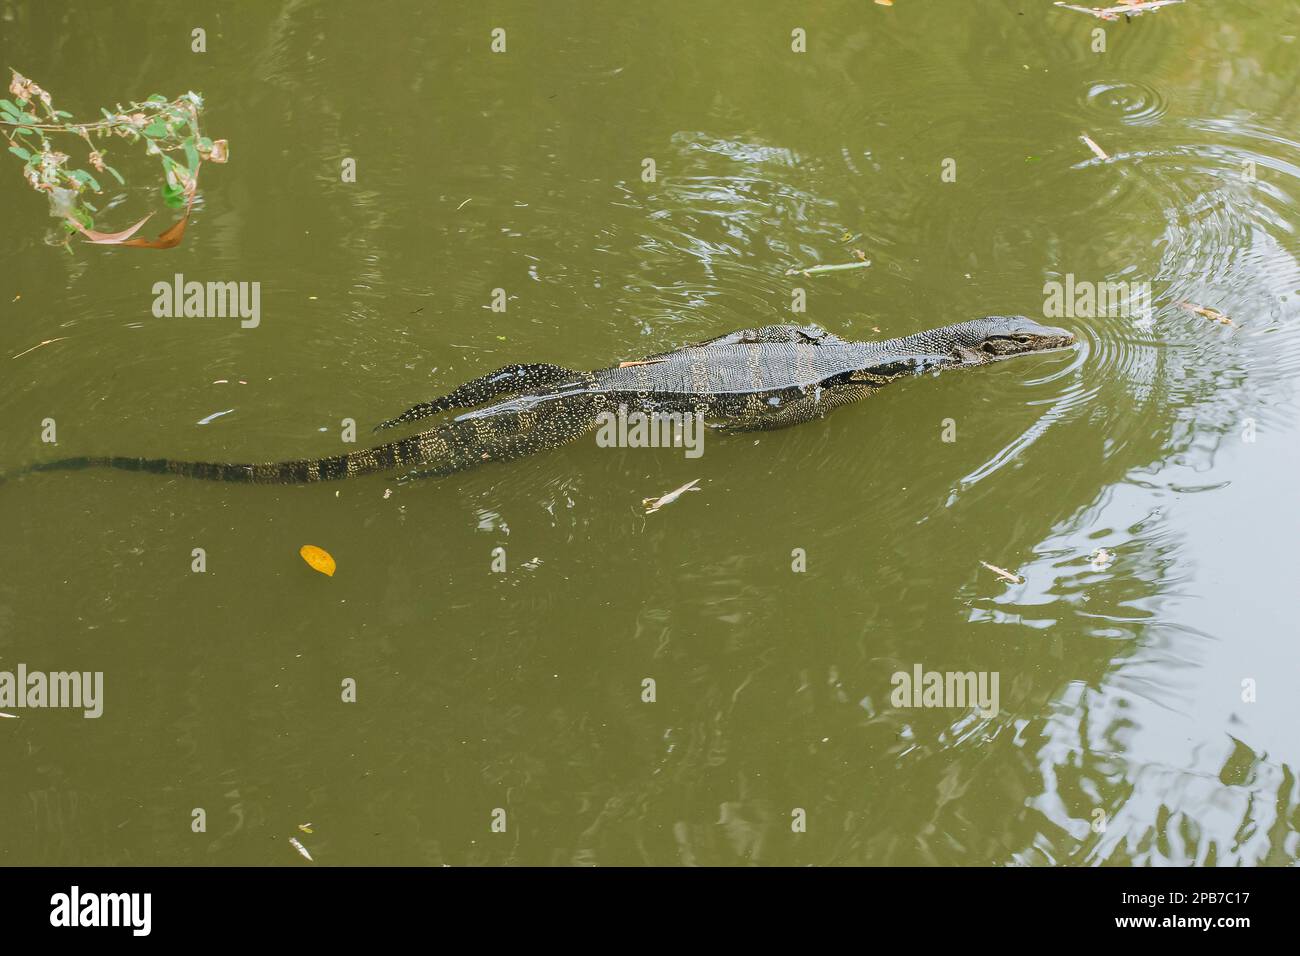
[1,70,227,249]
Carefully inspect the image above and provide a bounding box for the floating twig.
[643,479,701,514]
[784,259,872,277]
[11,336,68,360]
[1080,133,1109,161]
[980,560,1023,585]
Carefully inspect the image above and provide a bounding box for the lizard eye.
[1015,335,1032,344]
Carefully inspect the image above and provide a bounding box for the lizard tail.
[15,400,602,485]
[21,432,435,484]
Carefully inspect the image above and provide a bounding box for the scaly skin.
[21,316,1074,484]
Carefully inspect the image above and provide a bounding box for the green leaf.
[199,136,213,150]
[184,140,200,172]
[143,119,167,138]
[15,126,36,136]
[0,99,21,118]
[68,169,102,192]
[146,94,168,103]
[8,145,31,161]
[104,164,125,185]
[160,183,186,209]
[53,109,72,119]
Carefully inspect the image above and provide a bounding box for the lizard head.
[952,315,1075,363]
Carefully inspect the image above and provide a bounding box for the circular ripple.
[1082,81,1169,126]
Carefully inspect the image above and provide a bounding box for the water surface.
[1,0,1298,865]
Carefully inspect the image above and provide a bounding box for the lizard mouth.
[977,328,1076,358]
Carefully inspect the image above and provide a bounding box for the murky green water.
[2,0,1298,865]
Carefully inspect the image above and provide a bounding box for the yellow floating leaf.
[299,545,336,577]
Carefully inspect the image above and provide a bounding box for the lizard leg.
[406,397,601,478]
[374,363,579,431]
[719,384,875,433]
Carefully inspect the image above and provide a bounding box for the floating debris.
[1090,548,1114,570]
[298,823,314,834]
[289,836,313,861]
[196,408,235,425]
[456,198,472,210]
[299,544,337,577]
[643,479,701,514]
[785,259,872,277]
[10,337,69,360]
[1177,301,1233,326]
[1055,0,1184,20]
[0,712,18,719]
[980,560,1024,585]
[1080,133,1109,161]
[69,199,195,249]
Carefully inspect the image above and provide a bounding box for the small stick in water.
[643,479,701,514]
[980,560,1024,584]
[784,260,872,278]
[1080,133,1109,160]
[10,337,69,360]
